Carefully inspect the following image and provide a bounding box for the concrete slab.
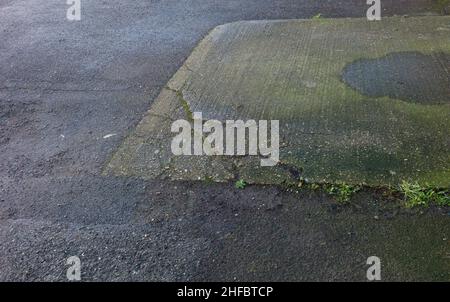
[104,16,450,187]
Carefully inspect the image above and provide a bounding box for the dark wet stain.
[342,52,450,104]
[277,162,303,181]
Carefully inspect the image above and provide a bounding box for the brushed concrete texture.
[105,16,450,187]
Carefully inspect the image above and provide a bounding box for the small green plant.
[434,190,450,206]
[400,181,450,208]
[326,183,359,203]
[235,179,247,189]
[312,13,322,19]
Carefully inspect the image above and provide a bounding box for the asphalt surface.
[0,0,449,281]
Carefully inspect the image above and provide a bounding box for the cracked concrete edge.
[103,17,450,187]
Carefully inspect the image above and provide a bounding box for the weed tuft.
[400,181,450,208]
[235,179,247,189]
[325,183,360,203]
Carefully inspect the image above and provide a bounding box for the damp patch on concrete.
[104,16,450,187]
[342,52,450,105]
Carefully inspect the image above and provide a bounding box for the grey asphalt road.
[0,0,449,281]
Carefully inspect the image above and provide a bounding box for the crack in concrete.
[164,86,193,122]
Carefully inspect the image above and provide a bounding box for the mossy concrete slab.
[104,16,450,187]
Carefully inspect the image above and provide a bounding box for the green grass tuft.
[400,181,449,208]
